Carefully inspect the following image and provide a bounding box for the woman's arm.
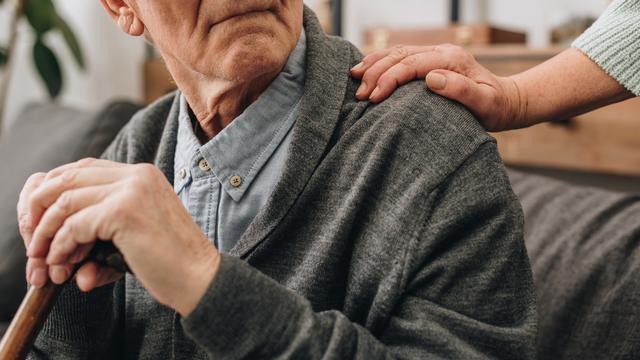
[351,46,632,131]
[351,0,639,132]
[510,47,632,128]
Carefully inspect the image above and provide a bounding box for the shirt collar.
[174,30,307,201]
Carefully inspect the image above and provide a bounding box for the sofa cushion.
[0,101,141,327]
[508,169,640,359]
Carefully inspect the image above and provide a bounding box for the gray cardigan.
[31,8,536,360]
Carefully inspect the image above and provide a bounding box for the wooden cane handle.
[0,242,129,360]
[0,282,63,360]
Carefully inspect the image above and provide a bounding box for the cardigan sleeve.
[180,142,537,359]
[28,281,125,360]
[573,0,640,95]
[27,134,131,360]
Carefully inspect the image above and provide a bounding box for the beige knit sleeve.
[573,0,640,95]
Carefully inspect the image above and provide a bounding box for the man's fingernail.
[32,268,47,288]
[427,73,447,90]
[351,62,364,72]
[70,249,84,264]
[370,86,381,100]
[51,267,69,284]
[27,242,34,257]
[27,241,38,257]
[356,82,368,97]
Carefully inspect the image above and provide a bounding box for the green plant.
[0,0,85,131]
[0,47,6,65]
[2,0,85,97]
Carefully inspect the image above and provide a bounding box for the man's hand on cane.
[17,158,220,317]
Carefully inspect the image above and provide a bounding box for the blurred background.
[0,0,614,131]
[0,0,637,195]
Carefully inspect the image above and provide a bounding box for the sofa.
[0,101,141,335]
[1,102,639,359]
[509,170,640,359]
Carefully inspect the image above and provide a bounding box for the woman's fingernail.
[370,86,381,100]
[32,268,47,288]
[351,62,364,72]
[356,82,368,97]
[51,267,69,284]
[427,73,447,90]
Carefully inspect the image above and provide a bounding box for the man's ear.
[99,0,145,37]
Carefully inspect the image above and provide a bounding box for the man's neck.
[164,59,282,140]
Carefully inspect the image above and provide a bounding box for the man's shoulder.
[341,80,497,180]
[125,91,178,139]
[368,80,493,152]
[103,91,178,163]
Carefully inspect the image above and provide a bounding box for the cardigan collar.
[232,7,353,258]
[152,6,354,258]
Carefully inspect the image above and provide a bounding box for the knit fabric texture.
[29,7,536,360]
[573,0,640,95]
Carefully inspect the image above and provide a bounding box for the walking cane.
[0,243,129,360]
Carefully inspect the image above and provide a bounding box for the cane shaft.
[0,242,129,360]
[0,282,63,360]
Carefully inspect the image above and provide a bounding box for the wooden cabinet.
[493,99,640,176]
[469,46,564,77]
[363,25,526,53]
[470,46,640,177]
[143,57,175,105]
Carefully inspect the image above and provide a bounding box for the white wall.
[345,0,449,45]
[0,0,612,132]
[343,0,611,47]
[486,0,611,47]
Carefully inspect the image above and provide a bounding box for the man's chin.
[220,40,291,82]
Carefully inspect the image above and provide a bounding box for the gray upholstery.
[0,101,141,333]
[508,169,640,359]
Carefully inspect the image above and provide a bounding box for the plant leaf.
[33,39,62,98]
[0,47,7,66]
[54,16,85,70]
[23,0,57,35]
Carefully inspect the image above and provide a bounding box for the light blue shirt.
[173,31,306,253]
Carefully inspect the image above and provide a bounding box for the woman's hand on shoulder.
[350,44,525,132]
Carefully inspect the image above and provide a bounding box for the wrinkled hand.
[17,158,219,316]
[350,44,525,132]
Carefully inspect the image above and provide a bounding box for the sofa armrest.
[0,101,142,323]
[508,169,640,359]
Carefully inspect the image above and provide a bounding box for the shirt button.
[178,169,187,179]
[229,175,243,188]
[198,159,210,172]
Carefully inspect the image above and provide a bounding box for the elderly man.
[18,0,536,358]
